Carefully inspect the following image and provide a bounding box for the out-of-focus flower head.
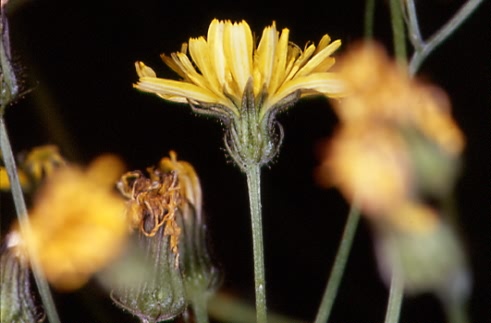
[0,145,66,191]
[21,155,128,291]
[317,42,465,229]
[135,19,344,169]
[316,42,470,315]
[331,42,464,156]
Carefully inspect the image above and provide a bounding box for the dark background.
[1,0,489,322]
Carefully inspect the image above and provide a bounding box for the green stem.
[314,202,360,323]
[0,118,62,323]
[190,295,210,323]
[446,300,469,323]
[389,0,408,66]
[383,263,404,323]
[245,164,267,323]
[408,0,484,75]
[364,0,376,39]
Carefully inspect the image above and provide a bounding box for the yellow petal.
[135,77,230,106]
[254,23,277,95]
[296,40,342,77]
[265,72,345,110]
[188,36,221,95]
[208,19,227,88]
[224,20,254,93]
[135,62,157,78]
[269,27,290,94]
[161,53,188,79]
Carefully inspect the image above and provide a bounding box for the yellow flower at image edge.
[135,19,345,168]
[23,155,128,290]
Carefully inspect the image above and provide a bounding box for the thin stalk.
[190,295,210,323]
[364,0,376,39]
[245,164,267,323]
[446,301,469,323]
[383,263,404,323]
[408,0,484,75]
[314,202,360,323]
[0,118,62,323]
[389,0,408,66]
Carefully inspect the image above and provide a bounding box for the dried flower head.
[21,155,128,290]
[117,166,182,260]
[135,19,344,169]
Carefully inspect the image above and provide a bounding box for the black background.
[1,0,490,322]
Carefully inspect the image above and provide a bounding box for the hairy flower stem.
[383,263,404,323]
[389,0,407,66]
[314,202,360,323]
[0,118,61,323]
[245,164,267,323]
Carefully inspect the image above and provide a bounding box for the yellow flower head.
[22,155,128,290]
[135,19,344,169]
[135,19,344,118]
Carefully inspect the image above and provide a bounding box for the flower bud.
[110,225,186,323]
[0,232,44,323]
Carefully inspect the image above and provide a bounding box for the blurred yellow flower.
[317,42,464,234]
[0,145,66,191]
[331,42,464,155]
[135,19,344,118]
[22,155,128,290]
[318,124,413,219]
[22,145,66,182]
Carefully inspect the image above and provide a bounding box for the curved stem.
[245,164,267,323]
[0,118,61,323]
[389,0,408,66]
[408,0,484,75]
[383,262,404,323]
[314,202,360,323]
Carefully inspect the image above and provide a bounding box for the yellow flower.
[135,19,344,118]
[317,124,414,219]
[22,155,128,290]
[317,42,465,234]
[0,145,66,191]
[332,42,464,155]
[135,19,344,169]
[22,145,66,182]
